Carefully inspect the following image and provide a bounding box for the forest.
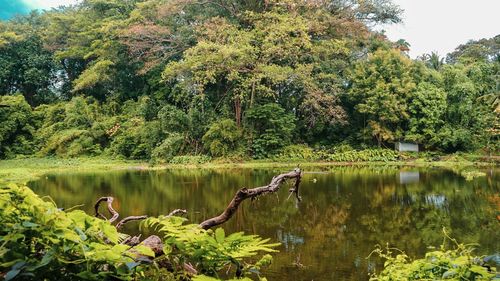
[0,0,498,162]
[1,0,500,281]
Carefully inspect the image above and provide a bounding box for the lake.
[29,165,500,280]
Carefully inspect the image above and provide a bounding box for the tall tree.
[349,48,416,145]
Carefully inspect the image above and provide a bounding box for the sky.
[382,0,500,58]
[1,0,499,58]
[0,0,77,19]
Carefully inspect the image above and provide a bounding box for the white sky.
[25,0,78,9]
[381,0,500,58]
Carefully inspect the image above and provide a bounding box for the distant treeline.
[0,0,498,161]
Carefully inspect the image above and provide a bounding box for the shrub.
[168,155,211,164]
[0,95,36,158]
[151,133,185,163]
[158,104,190,133]
[274,144,316,161]
[142,216,277,278]
[1,183,279,280]
[42,129,100,157]
[109,119,163,159]
[0,183,146,280]
[369,230,497,280]
[325,148,399,162]
[202,119,242,157]
[35,97,104,158]
[246,103,296,159]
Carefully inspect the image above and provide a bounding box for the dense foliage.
[0,183,278,280]
[0,0,498,161]
[370,231,498,280]
[0,183,149,280]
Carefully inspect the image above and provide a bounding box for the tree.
[437,64,495,152]
[405,82,447,147]
[0,95,35,158]
[418,52,445,70]
[349,48,416,145]
[42,0,144,100]
[0,24,56,105]
[202,119,242,157]
[245,103,295,158]
[447,34,500,64]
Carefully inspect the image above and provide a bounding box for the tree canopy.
[0,0,498,160]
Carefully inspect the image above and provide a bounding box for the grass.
[0,154,497,184]
[0,157,145,184]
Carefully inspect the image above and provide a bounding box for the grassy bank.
[0,158,146,183]
[0,154,497,184]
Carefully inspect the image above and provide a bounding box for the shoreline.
[0,157,497,184]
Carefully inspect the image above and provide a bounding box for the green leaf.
[162,244,172,255]
[4,269,21,281]
[134,245,155,257]
[215,228,225,243]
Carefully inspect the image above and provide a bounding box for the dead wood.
[94,196,119,223]
[116,215,148,230]
[199,168,302,230]
[140,235,164,256]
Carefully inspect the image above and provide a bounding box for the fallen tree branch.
[94,197,119,223]
[168,209,188,217]
[116,215,148,230]
[287,172,302,201]
[116,209,186,230]
[199,168,302,230]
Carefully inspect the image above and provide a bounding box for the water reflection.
[399,171,420,184]
[29,166,500,281]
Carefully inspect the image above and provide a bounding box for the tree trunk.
[234,96,242,127]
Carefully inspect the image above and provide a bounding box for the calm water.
[29,166,500,280]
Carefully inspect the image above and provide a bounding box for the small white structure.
[395,142,419,152]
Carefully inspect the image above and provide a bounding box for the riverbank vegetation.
[0,0,498,163]
[0,183,279,280]
[369,230,498,281]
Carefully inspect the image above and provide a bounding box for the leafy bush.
[169,155,211,164]
[1,183,280,280]
[246,103,296,159]
[151,133,185,163]
[202,119,243,157]
[35,97,104,158]
[108,119,163,159]
[158,104,190,133]
[369,231,497,280]
[41,129,101,157]
[0,95,36,158]
[0,183,150,280]
[142,216,277,278]
[274,144,317,161]
[325,148,399,162]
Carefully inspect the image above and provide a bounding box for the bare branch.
[168,209,188,217]
[116,215,148,230]
[199,168,302,230]
[94,197,119,223]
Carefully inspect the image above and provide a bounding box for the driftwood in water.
[199,168,302,229]
[94,197,120,222]
[92,168,303,264]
